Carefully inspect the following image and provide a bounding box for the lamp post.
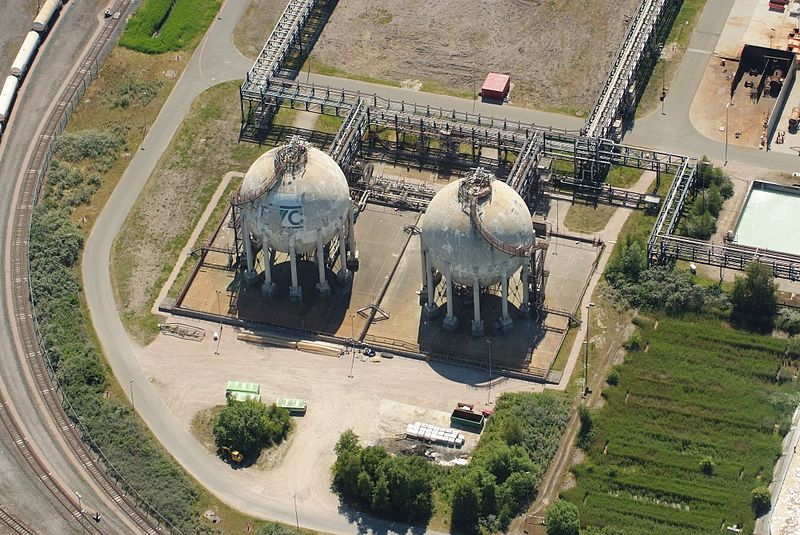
[294,493,300,533]
[215,290,222,355]
[583,302,594,398]
[658,44,666,115]
[129,378,134,412]
[472,62,476,114]
[348,314,356,378]
[725,100,733,166]
[75,492,85,535]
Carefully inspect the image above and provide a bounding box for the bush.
[681,157,733,239]
[731,262,778,331]
[606,368,620,386]
[610,265,717,316]
[578,406,595,449]
[258,523,295,535]
[213,399,291,457]
[777,308,800,335]
[623,332,641,351]
[698,456,714,475]
[331,430,435,522]
[787,336,800,359]
[752,486,771,515]
[545,500,580,535]
[54,129,124,163]
[120,0,220,53]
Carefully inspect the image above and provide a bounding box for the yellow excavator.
[221,446,243,463]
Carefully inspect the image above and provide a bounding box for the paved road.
[0,1,142,533]
[627,0,800,171]
[80,0,800,533]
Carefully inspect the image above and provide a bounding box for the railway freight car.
[10,32,41,77]
[32,0,63,32]
[0,76,20,123]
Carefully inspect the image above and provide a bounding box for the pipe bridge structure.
[583,0,682,140]
[232,0,800,282]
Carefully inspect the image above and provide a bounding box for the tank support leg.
[338,217,351,281]
[243,220,258,286]
[443,263,458,331]
[471,276,484,337]
[289,239,302,302]
[316,235,330,296]
[520,260,531,317]
[423,249,438,317]
[261,235,276,298]
[500,268,513,332]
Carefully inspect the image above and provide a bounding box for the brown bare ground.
[310,0,640,113]
[233,0,287,60]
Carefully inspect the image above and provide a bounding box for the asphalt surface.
[0,1,141,533]
[74,0,800,534]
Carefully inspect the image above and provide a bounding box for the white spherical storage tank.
[236,137,356,301]
[420,169,534,335]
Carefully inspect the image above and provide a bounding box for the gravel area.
[311,0,641,112]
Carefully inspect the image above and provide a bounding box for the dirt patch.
[310,0,640,113]
[232,0,287,60]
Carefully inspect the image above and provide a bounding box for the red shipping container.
[480,72,511,101]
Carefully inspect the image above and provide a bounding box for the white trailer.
[32,0,61,32]
[10,32,41,77]
[0,76,20,123]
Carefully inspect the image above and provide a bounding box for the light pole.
[658,44,665,115]
[75,492,85,535]
[215,290,222,355]
[583,302,594,398]
[294,493,300,533]
[348,314,356,378]
[724,100,733,166]
[486,338,492,405]
[129,378,134,412]
[471,62,476,114]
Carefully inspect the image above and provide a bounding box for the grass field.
[564,203,617,233]
[120,0,220,54]
[563,317,797,534]
[111,81,272,344]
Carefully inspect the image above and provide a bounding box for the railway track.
[0,505,37,534]
[3,0,168,533]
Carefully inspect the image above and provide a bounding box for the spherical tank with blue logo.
[239,139,352,254]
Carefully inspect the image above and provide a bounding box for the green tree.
[450,475,480,532]
[545,500,580,535]
[698,456,714,476]
[213,399,290,456]
[731,262,778,330]
[578,406,595,449]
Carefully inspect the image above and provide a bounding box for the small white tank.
[421,174,533,287]
[238,139,351,254]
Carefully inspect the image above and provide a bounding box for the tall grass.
[563,317,797,534]
[120,0,219,54]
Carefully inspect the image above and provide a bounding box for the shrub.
[699,456,714,475]
[731,262,778,331]
[54,129,124,163]
[258,523,295,535]
[606,368,620,386]
[752,486,771,515]
[545,500,580,535]
[213,399,291,457]
[623,332,641,351]
[786,336,800,359]
[578,406,595,449]
[777,308,800,335]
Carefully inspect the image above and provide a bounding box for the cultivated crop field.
[564,317,798,534]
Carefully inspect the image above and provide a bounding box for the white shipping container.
[10,31,41,77]
[32,0,61,32]
[0,76,20,122]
